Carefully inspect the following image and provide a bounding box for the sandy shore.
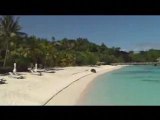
[0,65,126,105]
[45,65,125,105]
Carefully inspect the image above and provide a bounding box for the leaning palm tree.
[0,15,27,67]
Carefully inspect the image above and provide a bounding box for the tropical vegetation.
[0,15,160,72]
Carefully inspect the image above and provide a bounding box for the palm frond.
[0,15,24,36]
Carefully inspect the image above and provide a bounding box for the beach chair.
[30,70,42,76]
[13,71,21,76]
[9,72,25,79]
[44,69,55,73]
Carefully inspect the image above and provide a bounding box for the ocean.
[78,65,160,105]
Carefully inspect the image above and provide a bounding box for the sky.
[17,15,160,52]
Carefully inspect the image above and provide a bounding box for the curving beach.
[0,65,125,105]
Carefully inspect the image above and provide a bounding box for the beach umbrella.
[13,63,16,73]
[34,63,38,72]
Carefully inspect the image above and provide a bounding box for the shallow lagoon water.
[79,65,160,105]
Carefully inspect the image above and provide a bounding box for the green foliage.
[1,31,160,70]
[75,52,98,65]
[0,15,160,72]
[0,15,26,67]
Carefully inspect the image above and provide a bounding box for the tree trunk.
[3,38,9,67]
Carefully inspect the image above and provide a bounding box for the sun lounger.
[44,69,55,73]
[9,72,25,79]
[13,71,20,76]
[30,70,42,76]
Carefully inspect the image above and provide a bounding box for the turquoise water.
[79,65,160,105]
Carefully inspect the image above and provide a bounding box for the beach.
[0,65,125,105]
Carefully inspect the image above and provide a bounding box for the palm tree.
[0,15,27,67]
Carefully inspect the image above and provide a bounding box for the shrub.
[91,69,96,73]
[0,67,12,74]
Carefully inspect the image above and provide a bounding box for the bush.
[0,67,12,74]
[17,65,28,72]
[16,57,31,72]
[91,69,96,73]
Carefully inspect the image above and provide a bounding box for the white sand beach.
[0,65,125,105]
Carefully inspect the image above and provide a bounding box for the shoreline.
[45,65,126,105]
[0,65,126,105]
[76,66,122,105]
